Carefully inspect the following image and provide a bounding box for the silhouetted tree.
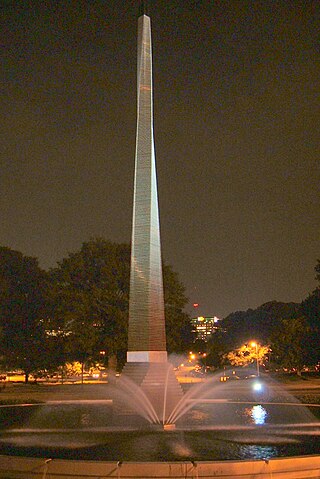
[270,317,311,374]
[217,301,300,352]
[163,264,193,353]
[300,259,320,365]
[49,238,192,369]
[0,247,48,382]
[49,239,130,370]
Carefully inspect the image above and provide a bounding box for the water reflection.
[0,403,319,461]
[244,405,268,425]
[241,444,278,460]
[252,405,268,425]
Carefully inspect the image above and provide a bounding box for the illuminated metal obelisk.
[121,5,183,423]
[127,9,166,363]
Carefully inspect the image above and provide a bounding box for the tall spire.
[127,11,166,363]
[120,6,184,425]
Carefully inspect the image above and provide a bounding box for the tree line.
[203,262,320,374]
[0,239,319,381]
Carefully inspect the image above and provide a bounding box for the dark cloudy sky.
[1,0,319,318]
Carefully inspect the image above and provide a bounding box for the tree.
[49,239,130,371]
[224,343,270,369]
[300,288,320,366]
[49,238,192,369]
[220,301,300,351]
[0,247,48,382]
[295,259,320,367]
[205,329,231,369]
[270,317,311,374]
[163,264,193,353]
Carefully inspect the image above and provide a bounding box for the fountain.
[0,369,319,477]
[0,4,319,478]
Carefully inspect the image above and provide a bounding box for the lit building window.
[191,316,221,342]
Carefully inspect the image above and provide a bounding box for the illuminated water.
[0,376,319,461]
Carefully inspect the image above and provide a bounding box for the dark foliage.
[0,247,49,381]
[219,301,301,348]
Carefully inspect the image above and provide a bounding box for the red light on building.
[193,303,199,308]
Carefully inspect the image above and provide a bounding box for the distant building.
[191,316,221,342]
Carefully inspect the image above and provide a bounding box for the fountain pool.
[0,372,319,464]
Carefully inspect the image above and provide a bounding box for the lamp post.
[189,351,196,362]
[251,342,260,377]
[203,352,207,373]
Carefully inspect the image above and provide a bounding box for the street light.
[251,342,260,377]
[202,352,207,372]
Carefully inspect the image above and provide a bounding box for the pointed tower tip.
[139,0,148,17]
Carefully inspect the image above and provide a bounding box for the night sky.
[1,1,319,318]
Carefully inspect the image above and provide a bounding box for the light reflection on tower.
[127,12,166,363]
